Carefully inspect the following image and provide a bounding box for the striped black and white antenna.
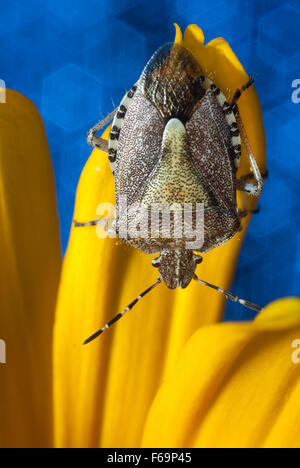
[83,274,262,344]
[193,274,262,312]
[83,277,162,344]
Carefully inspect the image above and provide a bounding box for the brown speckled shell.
[113,43,240,255]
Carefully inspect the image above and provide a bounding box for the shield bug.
[76,42,265,344]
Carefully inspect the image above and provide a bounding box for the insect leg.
[231,75,254,107]
[237,207,260,219]
[237,171,268,182]
[236,207,259,229]
[83,277,162,344]
[87,108,118,151]
[193,274,262,313]
[73,217,117,239]
[235,113,264,197]
[73,219,103,227]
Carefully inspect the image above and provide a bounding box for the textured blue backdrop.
[1,0,300,320]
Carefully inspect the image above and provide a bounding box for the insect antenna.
[83,277,162,345]
[193,274,262,313]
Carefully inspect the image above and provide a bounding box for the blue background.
[1,0,300,320]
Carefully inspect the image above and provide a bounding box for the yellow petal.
[254,298,300,331]
[53,24,266,448]
[173,23,183,44]
[0,90,61,447]
[142,298,300,448]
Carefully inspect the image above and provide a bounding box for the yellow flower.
[142,298,300,448]
[53,24,266,448]
[4,23,288,450]
[0,90,61,447]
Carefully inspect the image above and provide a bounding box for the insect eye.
[152,258,161,268]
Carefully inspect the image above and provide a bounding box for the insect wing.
[186,90,237,210]
[114,91,164,208]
